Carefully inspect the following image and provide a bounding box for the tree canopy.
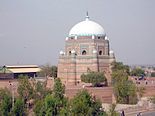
[39,64,57,78]
[0,88,12,116]
[33,78,67,116]
[81,71,107,87]
[17,75,35,102]
[13,98,25,116]
[70,90,106,116]
[0,75,109,115]
[33,78,107,115]
[111,62,130,75]
[130,68,145,77]
[111,62,138,104]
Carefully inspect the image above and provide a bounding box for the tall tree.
[111,62,138,104]
[34,81,52,100]
[53,78,65,100]
[0,88,12,116]
[33,78,67,116]
[12,98,25,116]
[17,75,35,103]
[70,90,106,116]
[114,80,137,104]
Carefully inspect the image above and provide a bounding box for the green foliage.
[114,78,137,104]
[51,66,57,78]
[111,70,128,85]
[151,72,155,77]
[12,98,25,116]
[34,81,52,100]
[112,62,138,104]
[33,100,45,116]
[108,104,119,116]
[34,83,106,115]
[53,78,65,100]
[33,78,67,116]
[0,88,12,116]
[111,62,130,75]
[39,64,57,78]
[81,71,107,87]
[44,95,57,115]
[59,102,70,116]
[17,75,35,101]
[130,68,145,77]
[70,90,105,116]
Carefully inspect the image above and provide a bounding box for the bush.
[81,71,107,87]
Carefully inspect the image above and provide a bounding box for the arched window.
[69,51,71,55]
[99,51,102,55]
[82,50,87,55]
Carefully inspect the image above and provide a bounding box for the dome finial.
[85,11,89,21]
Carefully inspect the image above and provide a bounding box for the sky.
[0,0,155,66]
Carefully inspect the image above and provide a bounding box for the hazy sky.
[0,0,155,66]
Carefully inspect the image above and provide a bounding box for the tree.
[39,64,57,78]
[130,68,145,77]
[81,71,107,87]
[52,78,67,115]
[114,80,137,104]
[51,66,57,78]
[53,78,65,100]
[0,88,12,116]
[34,81,52,100]
[70,90,106,116]
[17,75,35,103]
[111,62,138,104]
[108,104,119,116]
[33,78,67,116]
[111,70,128,85]
[111,62,130,75]
[33,100,45,116]
[44,95,57,115]
[12,98,25,116]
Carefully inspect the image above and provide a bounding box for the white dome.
[69,16,105,36]
[71,49,76,54]
[59,50,64,55]
[93,49,97,54]
[105,36,109,40]
[109,50,114,54]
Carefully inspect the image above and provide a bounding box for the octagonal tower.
[58,13,115,85]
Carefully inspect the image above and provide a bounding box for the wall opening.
[69,51,71,55]
[82,50,87,55]
[99,51,102,55]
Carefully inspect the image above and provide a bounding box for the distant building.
[0,65,41,79]
[58,13,115,85]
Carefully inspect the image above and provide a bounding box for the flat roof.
[0,65,41,73]
[9,68,40,73]
[6,65,39,68]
